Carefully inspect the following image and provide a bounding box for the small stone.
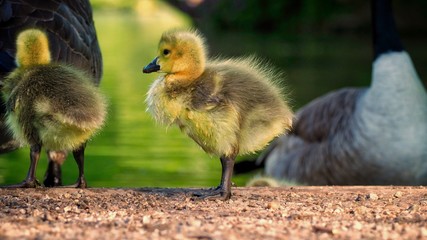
[189,219,202,228]
[355,194,364,201]
[289,193,300,198]
[394,191,403,198]
[63,206,72,213]
[407,204,419,213]
[32,209,41,217]
[142,215,151,224]
[331,228,341,235]
[353,221,363,230]
[333,207,343,214]
[367,193,378,200]
[267,201,280,210]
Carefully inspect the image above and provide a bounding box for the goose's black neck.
[372,0,403,60]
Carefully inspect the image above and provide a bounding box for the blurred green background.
[0,0,426,187]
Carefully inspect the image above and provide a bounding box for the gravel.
[0,186,426,239]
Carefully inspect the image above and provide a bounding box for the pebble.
[407,204,419,213]
[393,191,403,198]
[267,201,280,210]
[367,193,378,200]
[142,215,151,224]
[353,221,363,230]
[63,206,72,213]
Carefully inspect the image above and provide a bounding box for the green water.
[1,8,426,187]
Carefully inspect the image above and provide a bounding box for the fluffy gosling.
[1,29,107,188]
[143,29,293,200]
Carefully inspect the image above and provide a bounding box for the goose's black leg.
[43,150,66,187]
[2,144,42,188]
[193,150,237,200]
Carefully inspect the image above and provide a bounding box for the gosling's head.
[143,29,207,81]
[16,29,51,67]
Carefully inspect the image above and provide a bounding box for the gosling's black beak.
[143,57,160,73]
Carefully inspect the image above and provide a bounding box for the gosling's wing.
[0,0,102,153]
[260,87,371,185]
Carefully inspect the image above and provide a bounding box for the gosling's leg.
[43,150,67,187]
[193,152,236,200]
[70,143,87,188]
[2,144,42,188]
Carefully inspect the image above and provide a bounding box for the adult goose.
[258,0,427,185]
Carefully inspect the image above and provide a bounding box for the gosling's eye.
[163,49,170,56]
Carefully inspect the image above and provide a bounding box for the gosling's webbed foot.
[191,154,236,201]
[208,182,235,189]
[1,179,41,188]
[3,144,43,188]
[192,186,231,201]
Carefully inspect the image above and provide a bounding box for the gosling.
[143,29,293,200]
[0,0,104,187]
[1,29,107,188]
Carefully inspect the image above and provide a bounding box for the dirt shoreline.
[0,186,426,239]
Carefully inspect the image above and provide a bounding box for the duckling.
[1,29,107,188]
[0,0,103,186]
[250,0,427,185]
[143,29,293,200]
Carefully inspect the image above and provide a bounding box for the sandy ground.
[0,186,426,239]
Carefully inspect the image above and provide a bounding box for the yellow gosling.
[143,29,293,200]
[1,29,107,188]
